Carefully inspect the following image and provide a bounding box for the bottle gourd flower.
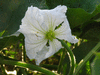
[18,5,78,65]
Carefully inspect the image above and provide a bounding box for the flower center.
[45,30,56,41]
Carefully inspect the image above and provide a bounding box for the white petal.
[26,48,37,59]
[20,6,46,35]
[25,34,47,59]
[20,5,67,34]
[52,5,67,13]
[45,39,62,58]
[35,46,49,65]
[40,5,67,31]
[55,19,78,44]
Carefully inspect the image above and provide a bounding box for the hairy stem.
[57,39,75,75]
[0,57,56,75]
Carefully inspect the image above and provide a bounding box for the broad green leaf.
[92,4,100,16]
[46,0,62,9]
[63,0,100,13]
[0,0,47,37]
[80,21,100,41]
[0,0,25,36]
[73,41,100,75]
[0,34,24,50]
[91,4,100,22]
[71,4,100,38]
[73,41,97,63]
[67,8,92,29]
[46,0,100,13]
[72,41,97,75]
[91,53,100,75]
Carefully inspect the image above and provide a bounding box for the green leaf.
[73,41,97,63]
[63,0,100,13]
[70,41,96,74]
[72,41,97,75]
[91,53,100,75]
[73,42,100,75]
[0,34,24,50]
[46,0,100,13]
[92,4,100,16]
[46,0,62,9]
[80,21,100,41]
[0,0,25,36]
[0,0,47,37]
[91,4,100,22]
[67,8,92,29]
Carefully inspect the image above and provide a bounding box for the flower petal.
[45,39,62,58]
[35,46,49,65]
[55,19,78,43]
[52,5,67,13]
[40,5,67,31]
[25,34,47,59]
[20,6,46,35]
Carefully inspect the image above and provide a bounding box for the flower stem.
[73,42,100,75]
[40,64,58,70]
[0,57,56,75]
[57,39,75,75]
[57,49,66,74]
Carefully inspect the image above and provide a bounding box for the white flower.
[18,5,78,65]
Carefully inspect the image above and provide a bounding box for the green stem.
[73,42,100,75]
[0,57,56,75]
[40,64,58,70]
[57,49,66,74]
[57,39,75,75]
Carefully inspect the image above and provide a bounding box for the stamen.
[45,30,56,41]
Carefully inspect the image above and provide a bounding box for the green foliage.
[67,8,92,29]
[86,61,91,75]
[92,4,100,16]
[91,53,100,75]
[46,0,100,13]
[73,41,97,63]
[80,22,100,41]
[0,34,24,50]
[0,0,47,37]
[0,0,100,75]
[0,0,26,36]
